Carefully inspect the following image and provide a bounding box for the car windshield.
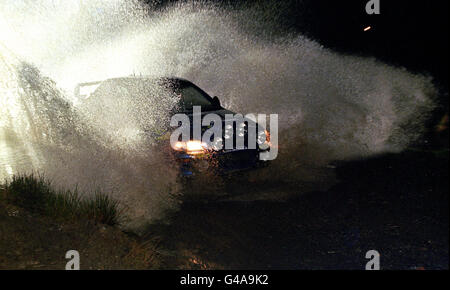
[91,78,165,100]
[177,83,215,112]
[90,78,216,112]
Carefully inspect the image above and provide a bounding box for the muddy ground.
[145,150,449,270]
[1,149,447,270]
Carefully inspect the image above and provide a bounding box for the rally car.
[75,77,271,176]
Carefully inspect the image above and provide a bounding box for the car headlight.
[212,138,223,151]
[186,140,205,152]
[257,130,267,145]
[257,129,271,149]
[174,140,208,154]
[264,129,271,143]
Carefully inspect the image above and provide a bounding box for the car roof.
[103,76,192,84]
[100,76,211,99]
[76,76,208,101]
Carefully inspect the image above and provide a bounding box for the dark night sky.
[143,0,449,107]
[293,0,449,93]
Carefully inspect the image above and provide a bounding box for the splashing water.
[0,1,437,224]
[0,48,180,229]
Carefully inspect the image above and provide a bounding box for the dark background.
[141,0,449,148]
[143,0,449,97]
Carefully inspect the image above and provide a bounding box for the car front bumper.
[175,148,268,176]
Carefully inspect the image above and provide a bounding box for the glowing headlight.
[174,140,208,154]
[257,130,271,147]
[264,129,271,143]
[174,141,185,150]
[257,130,267,145]
[186,140,205,152]
[212,138,223,151]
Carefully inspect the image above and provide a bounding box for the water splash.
[0,1,437,220]
[0,46,180,229]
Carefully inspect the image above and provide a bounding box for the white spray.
[0,1,436,224]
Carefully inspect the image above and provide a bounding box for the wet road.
[144,150,449,269]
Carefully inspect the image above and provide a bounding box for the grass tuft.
[1,174,122,226]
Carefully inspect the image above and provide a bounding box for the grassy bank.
[0,174,163,269]
[0,174,121,226]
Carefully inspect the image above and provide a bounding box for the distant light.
[364,26,372,32]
